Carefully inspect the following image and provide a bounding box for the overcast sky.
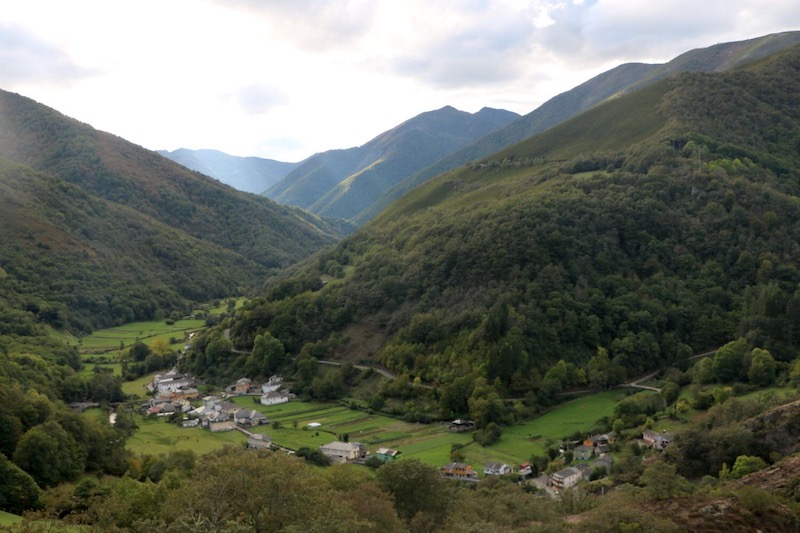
[2,1,799,162]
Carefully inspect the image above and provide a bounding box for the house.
[181,418,200,428]
[573,444,594,461]
[233,408,268,427]
[319,441,367,464]
[591,455,614,477]
[168,387,199,401]
[573,462,591,481]
[446,419,476,432]
[484,462,513,476]
[217,401,239,416]
[148,402,177,416]
[203,395,220,409]
[440,462,478,480]
[201,409,229,429]
[248,433,272,450]
[373,448,401,462]
[643,430,674,450]
[549,466,584,492]
[517,463,533,479]
[209,421,236,432]
[583,432,615,456]
[227,377,252,395]
[260,391,290,406]
[262,375,284,393]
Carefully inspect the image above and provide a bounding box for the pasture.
[126,416,245,457]
[0,511,22,527]
[126,390,623,470]
[76,319,205,355]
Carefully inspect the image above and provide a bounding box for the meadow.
[0,511,22,527]
[77,319,205,355]
[127,391,621,470]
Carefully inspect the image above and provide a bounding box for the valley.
[3,31,800,532]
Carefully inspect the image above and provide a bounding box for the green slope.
[206,44,800,414]
[356,30,800,224]
[0,89,343,269]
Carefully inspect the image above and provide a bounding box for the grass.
[124,390,624,472]
[121,372,157,398]
[76,319,205,355]
[0,511,22,527]
[126,415,245,456]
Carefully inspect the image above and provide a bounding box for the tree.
[0,453,41,514]
[12,420,86,487]
[376,458,450,525]
[129,341,151,362]
[640,460,686,500]
[712,338,749,382]
[747,348,776,387]
[730,455,767,479]
[163,449,358,532]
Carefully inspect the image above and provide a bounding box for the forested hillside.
[0,90,345,269]
[0,90,348,332]
[191,44,800,422]
[356,30,800,224]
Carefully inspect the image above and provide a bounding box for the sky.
[1,1,799,163]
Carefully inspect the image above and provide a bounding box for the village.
[140,368,676,495]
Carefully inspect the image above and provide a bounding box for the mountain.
[355,30,800,224]
[264,106,519,220]
[0,89,347,331]
[157,148,300,194]
[204,42,800,415]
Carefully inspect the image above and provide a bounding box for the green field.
[76,319,205,355]
[126,416,246,456]
[0,510,22,527]
[121,372,158,398]
[126,390,623,470]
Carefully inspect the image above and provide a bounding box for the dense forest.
[186,45,800,424]
[0,90,347,333]
[3,37,800,533]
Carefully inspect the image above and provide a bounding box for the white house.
[484,462,513,476]
[549,466,584,492]
[262,375,284,393]
[319,441,366,464]
[260,391,289,406]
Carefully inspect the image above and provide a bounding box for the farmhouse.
[373,448,401,462]
[573,444,594,461]
[643,430,675,450]
[447,419,476,432]
[226,377,253,395]
[181,418,200,428]
[233,408,268,427]
[319,441,367,464]
[262,375,284,393]
[440,462,478,480]
[247,433,272,450]
[549,466,584,492]
[260,391,290,406]
[484,462,513,476]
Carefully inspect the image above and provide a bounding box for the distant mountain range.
[162,32,800,226]
[355,30,800,223]
[157,148,300,195]
[263,106,519,220]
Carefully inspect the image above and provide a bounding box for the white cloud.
[1,0,799,162]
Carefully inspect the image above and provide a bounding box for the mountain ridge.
[264,105,520,220]
[157,148,301,195]
[354,30,800,224]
